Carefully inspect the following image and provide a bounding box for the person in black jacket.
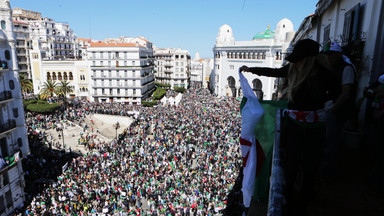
[240,39,337,216]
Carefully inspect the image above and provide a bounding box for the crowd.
[23,84,243,215]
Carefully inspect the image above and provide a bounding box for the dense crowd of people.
[23,83,244,215]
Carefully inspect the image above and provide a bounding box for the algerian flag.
[239,71,265,208]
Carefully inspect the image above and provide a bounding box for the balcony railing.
[0,91,12,102]
[0,120,17,134]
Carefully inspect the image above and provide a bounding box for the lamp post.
[113,121,120,139]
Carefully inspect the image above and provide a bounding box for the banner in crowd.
[239,72,265,208]
[62,162,68,172]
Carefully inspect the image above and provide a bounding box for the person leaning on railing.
[240,39,337,216]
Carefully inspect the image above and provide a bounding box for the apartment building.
[12,20,31,79]
[0,1,30,215]
[12,8,78,60]
[154,48,191,88]
[87,42,155,104]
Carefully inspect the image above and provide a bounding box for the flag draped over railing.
[239,71,265,207]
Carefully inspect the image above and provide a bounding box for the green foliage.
[23,99,38,107]
[154,82,171,88]
[152,88,167,100]
[173,87,186,93]
[26,102,61,113]
[142,100,158,107]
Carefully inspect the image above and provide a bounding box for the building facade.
[12,20,31,79]
[212,19,295,99]
[87,42,155,104]
[0,1,30,214]
[154,48,191,88]
[292,0,384,102]
[12,8,78,60]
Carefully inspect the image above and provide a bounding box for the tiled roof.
[12,20,29,25]
[78,38,92,42]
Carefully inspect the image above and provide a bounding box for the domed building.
[212,18,295,99]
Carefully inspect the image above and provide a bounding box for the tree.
[40,80,58,99]
[19,74,33,97]
[56,80,74,99]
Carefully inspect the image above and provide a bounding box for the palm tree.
[56,80,74,99]
[40,80,58,99]
[19,74,33,97]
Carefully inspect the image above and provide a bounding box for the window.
[132,70,135,77]
[323,24,331,48]
[1,20,5,30]
[343,3,361,44]
[133,80,136,86]
[133,89,136,95]
[13,108,18,118]
[0,138,9,157]
[100,52,104,59]
[5,50,10,60]
[9,80,15,90]
[69,72,73,80]
[0,196,4,214]
[100,61,103,66]
[229,65,234,69]
[132,61,135,66]
[176,62,179,66]
[63,72,68,80]
[181,62,184,66]
[5,191,12,208]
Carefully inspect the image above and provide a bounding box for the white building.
[0,1,30,214]
[190,53,213,89]
[190,53,203,83]
[29,52,90,100]
[12,20,31,79]
[87,42,155,104]
[154,48,191,88]
[212,18,295,99]
[12,8,78,60]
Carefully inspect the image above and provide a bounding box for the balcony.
[0,91,12,103]
[0,120,17,134]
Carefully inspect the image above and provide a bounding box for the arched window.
[58,72,62,80]
[5,50,10,60]
[1,20,5,30]
[9,80,15,90]
[227,76,236,97]
[69,72,73,80]
[63,72,68,80]
[252,79,263,100]
[47,72,51,80]
[52,72,57,80]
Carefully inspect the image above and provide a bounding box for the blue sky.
[12,0,319,59]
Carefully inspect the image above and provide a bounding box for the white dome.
[274,18,294,43]
[216,24,235,46]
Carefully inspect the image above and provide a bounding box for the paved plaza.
[43,114,134,154]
